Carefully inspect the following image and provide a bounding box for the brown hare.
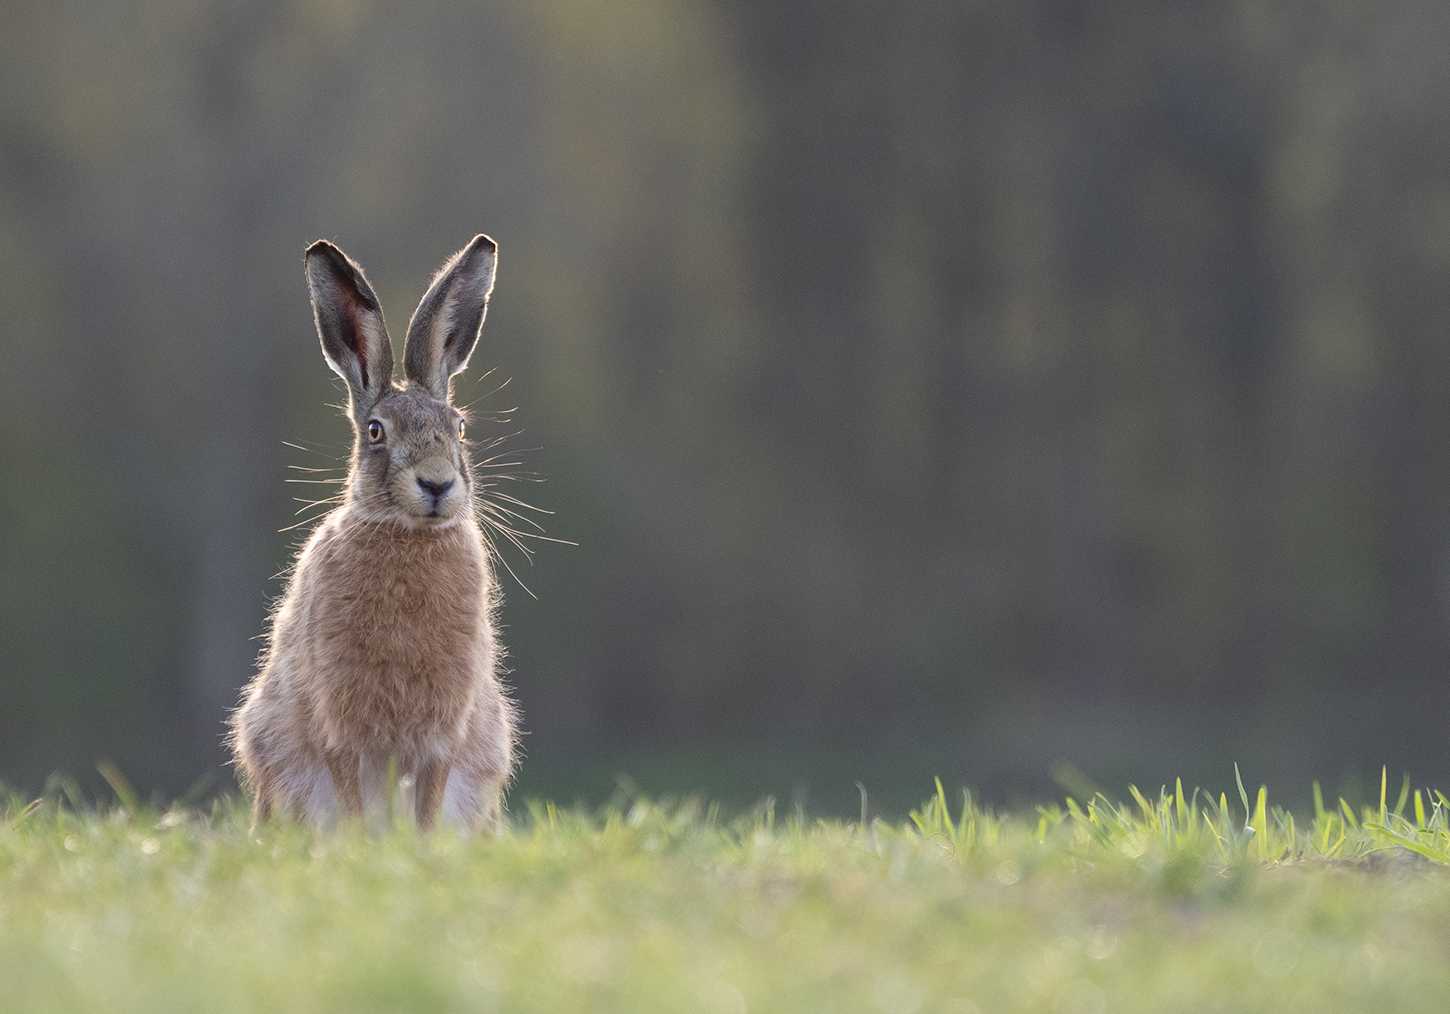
[230,235,517,832]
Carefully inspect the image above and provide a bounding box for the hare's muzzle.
[405,458,463,522]
[417,477,455,510]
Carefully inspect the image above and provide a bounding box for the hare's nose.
[417,477,454,500]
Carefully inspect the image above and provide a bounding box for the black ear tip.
[304,240,379,308]
[304,243,342,280]
[304,238,335,257]
[304,240,348,271]
[454,235,497,280]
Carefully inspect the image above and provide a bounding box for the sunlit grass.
[4,769,1450,1012]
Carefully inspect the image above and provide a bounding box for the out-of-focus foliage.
[3,0,1450,794]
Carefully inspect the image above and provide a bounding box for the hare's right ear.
[304,240,394,415]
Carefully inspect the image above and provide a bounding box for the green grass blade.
[1252,786,1268,861]
[1380,766,1387,826]
[95,761,140,814]
[1340,798,1358,830]
[1234,763,1251,831]
[1364,822,1450,863]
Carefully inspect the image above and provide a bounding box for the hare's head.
[304,236,498,531]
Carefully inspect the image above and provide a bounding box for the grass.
[4,769,1450,1013]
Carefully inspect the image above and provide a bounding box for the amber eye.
[367,420,384,443]
[458,420,466,441]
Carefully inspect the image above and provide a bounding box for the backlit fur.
[229,236,517,832]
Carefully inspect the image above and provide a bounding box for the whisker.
[456,366,500,405]
[476,500,550,533]
[291,498,343,515]
[476,505,577,547]
[475,449,530,464]
[483,532,538,599]
[477,500,546,533]
[477,444,539,459]
[279,514,329,533]
[480,519,537,565]
[469,433,523,455]
[459,374,513,411]
[280,439,348,458]
[489,491,555,514]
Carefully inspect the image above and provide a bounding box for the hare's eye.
[367,420,384,443]
[458,420,466,441]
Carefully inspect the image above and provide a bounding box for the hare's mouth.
[413,502,461,527]
[388,505,459,532]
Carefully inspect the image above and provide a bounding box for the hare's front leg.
[415,759,452,830]
[324,748,364,819]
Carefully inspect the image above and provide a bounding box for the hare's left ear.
[403,235,497,399]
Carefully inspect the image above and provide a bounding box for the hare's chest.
[307,528,489,744]
[342,565,482,642]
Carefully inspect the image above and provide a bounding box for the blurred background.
[3,0,1450,816]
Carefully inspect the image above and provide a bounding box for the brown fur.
[229,236,516,832]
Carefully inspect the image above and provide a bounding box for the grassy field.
[4,771,1450,1013]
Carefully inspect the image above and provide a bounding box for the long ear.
[403,234,497,398]
[304,240,394,416]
